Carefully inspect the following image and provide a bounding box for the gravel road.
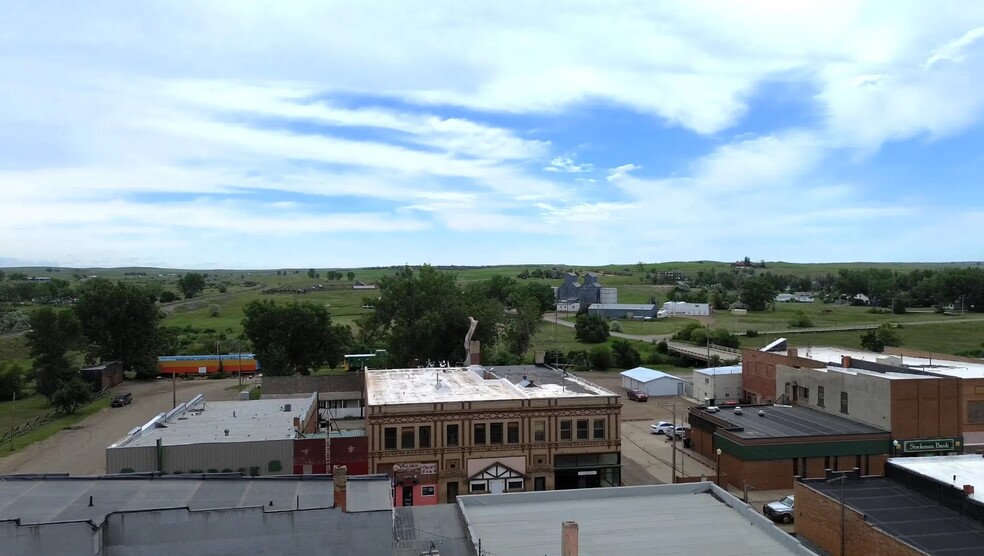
[0,377,246,476]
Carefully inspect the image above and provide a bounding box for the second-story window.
[419,426,431,448]
[576,419,589,440]
[384,427,397,450]
[593,419,605,440]
[446,424,459,447]
[533,420,546,442]
[817,386,825,407]
[401,427,415,449]
[507,422,520,444]
[490,422,503,444]
[474,423,486,445]
[560,420,572,441]
[840,391,849,414]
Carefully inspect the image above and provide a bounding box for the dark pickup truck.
[111,393,132,407]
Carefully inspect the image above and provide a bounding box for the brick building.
[689,403,890,490]
[365,365,621,507]
[744,342,984,454]
[796,456,984,555]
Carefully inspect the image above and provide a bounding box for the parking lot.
[577,371,797,533]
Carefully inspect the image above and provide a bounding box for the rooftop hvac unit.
[283,403,292,412]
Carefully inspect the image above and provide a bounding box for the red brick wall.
[891,378,961,439]
[294,436,369,475]
[692,427,714,459]
[795,481,922,556]
[742,349,823,403]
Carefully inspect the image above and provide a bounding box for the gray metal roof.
[394,505,472,556]
[806,476,984,555]
[697,404,888,439]
[456,482,813,556]
[0,475,334,525]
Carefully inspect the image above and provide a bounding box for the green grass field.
[709,302,980,332]
[0,395,111,455]
[740,320,984,354]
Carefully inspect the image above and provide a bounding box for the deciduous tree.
[739,275,778,311]
[27,308,82,401]
[74,279,163,380]
[177,272,206,299]
[242,300,351,375]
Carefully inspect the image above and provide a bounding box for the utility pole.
[9,391,14,452]
[671,402,677,484]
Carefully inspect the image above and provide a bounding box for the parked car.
[650,421,673,434]
[111,393,132,407]
[669,424,692,439]
[763,495,795,524]
[626,389,648,402]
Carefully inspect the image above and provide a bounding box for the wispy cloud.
[543,155,593,173]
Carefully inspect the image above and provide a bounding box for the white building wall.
[692,371,742,404]
[661,302,710,316]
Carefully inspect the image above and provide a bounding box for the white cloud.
[3,3,984,266]
[544,156,593,173]
[607,164,641,182]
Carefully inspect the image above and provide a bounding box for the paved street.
[0,377,245,475]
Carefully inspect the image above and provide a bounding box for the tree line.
[242,266,555,375]
[3,278,165,413]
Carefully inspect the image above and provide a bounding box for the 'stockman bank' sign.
[903,439,958,453]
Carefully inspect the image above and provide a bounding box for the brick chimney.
[333,465,348,512]
[842,355,852,368]
[469,341,481,365]
[561,521,579,556]
[788,348,798,358]
[965,484,975,496]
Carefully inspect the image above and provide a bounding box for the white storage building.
[662,301,710,316]
[620,367,687,397]
[692,364,743,405]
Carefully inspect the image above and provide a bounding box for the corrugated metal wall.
[107,440,294,475]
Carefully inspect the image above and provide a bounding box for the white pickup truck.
[763,495,795,524]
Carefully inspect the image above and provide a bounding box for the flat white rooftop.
[111,394,316,448]
[794,346,984,379]
[457,482,812,555]
[820,364,938,381]
[693,364,742,376]
[890,455,984,503]
[366,366,614,406]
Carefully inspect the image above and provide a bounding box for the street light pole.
[827,474,847,556]
[715,448,722,487]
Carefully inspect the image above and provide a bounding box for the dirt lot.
[0,377,246,476]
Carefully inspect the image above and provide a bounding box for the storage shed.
[620,367,687,397]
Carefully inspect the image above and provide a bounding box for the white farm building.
[662,301,710,316]
[620,367,687,397]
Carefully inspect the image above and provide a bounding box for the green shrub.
[268,460,283,473]
[745,329,759,337]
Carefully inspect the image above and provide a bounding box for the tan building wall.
[795,481,923,556]
[367,395,621,502]
[742,348,824,403]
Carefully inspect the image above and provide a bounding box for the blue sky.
[2,1,984,268]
